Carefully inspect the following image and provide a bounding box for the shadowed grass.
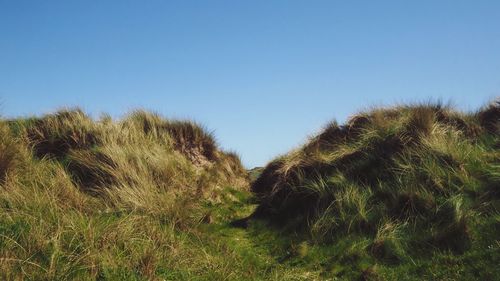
[250,101,500,280]
[1,102,499,280]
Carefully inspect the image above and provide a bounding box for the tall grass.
[0,109,248,279]
[251,101,500,265]
[1,102,498,280]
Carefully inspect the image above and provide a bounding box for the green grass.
[0,109,252,280]
[0,102,499,280]
[250,101,500,280]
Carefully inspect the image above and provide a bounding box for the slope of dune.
[250,101,499,279]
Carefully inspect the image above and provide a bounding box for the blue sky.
[1,1,499,167]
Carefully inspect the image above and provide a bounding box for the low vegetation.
[0,101,498,280]
[250,101,500,279]
[0,109,250,280]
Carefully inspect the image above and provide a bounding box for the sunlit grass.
[0,101,498,280]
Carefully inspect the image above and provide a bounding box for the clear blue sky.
[1,1,499,167]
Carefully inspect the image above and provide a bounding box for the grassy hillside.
[250,101,500,280]
[0,102,498,280]
[0,109,251,280]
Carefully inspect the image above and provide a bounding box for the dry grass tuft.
[0,123,20,183]
[477,100,500,135]
[24,108,101,159]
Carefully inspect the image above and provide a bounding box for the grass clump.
[0,108,250,280]
[0,122,23,183]
[23,108,101,159]
[250,101,500,279]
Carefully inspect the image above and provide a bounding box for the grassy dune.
[0,102,499,280]
[0,109,251,280]
[250,101,500,280]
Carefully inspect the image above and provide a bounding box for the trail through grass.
[1,103,499,280]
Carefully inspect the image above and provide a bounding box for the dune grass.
[250,101,499,280]
[0,109,253,280]
[0,102,498,280]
